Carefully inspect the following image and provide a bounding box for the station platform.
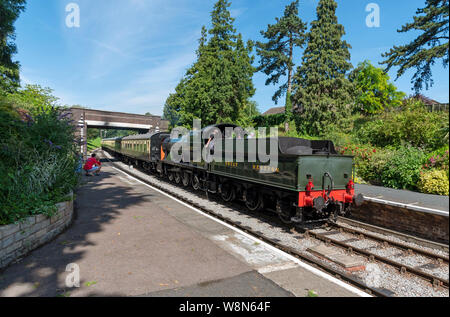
[356,184,449,215]
[0,161,365,297]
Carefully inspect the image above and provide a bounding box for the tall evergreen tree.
[381,0,449,93]
[292,0,353,135]
[0,0,26,93]
[256,0,307,119]
[176,0,255,128]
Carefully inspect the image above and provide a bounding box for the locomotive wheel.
[277,200,293,224]
[182,172,191,187]
[168,172,174,182]
[244,189,263,211]
[220,183,235,202]
[192,175,201,191]
[174,172,181,184]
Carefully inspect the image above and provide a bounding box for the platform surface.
[0,162,359,297]
[356,184,449,213]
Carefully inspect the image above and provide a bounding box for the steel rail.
[306,230,449,289]
[327,222,449,264]
[336,216,449,253]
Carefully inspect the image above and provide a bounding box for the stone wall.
[0,193,74,269]
[349,200,449,244]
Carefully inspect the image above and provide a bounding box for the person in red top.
[83,153,102,176]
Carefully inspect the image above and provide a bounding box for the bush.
[354,101,448,151]
[422,146,449,175]
[337,143,388,185]
[252,113,286,128]
[0,104,79,225]
[338,144,427,190]
[379,147,425,190]
[418,169,449,196]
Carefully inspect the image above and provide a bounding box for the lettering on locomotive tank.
[253,164,280,173]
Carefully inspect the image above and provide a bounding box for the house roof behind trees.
[410,94,440,106]
[262,106,285,116]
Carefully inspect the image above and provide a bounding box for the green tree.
[176,0,255,128]
[0,0,26,93]
[256,0,307,120]
[163,78,187,128]
[381,0,449,93]
[292,0,353,135]
[87,128,100,140]
[6,84,59,115]
[349,60,406,114]
[244,100,260,118]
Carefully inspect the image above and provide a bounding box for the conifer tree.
[256,0,306,120]
[381,0,449,93]
[173,0,255,128]
[292,0,353,135]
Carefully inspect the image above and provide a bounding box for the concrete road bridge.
[69,107,169,158]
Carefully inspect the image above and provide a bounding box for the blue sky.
[15,0,449,115]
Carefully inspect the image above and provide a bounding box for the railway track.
[305,224,448,288]
[98,150,449,297]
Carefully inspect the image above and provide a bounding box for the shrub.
[422,146,449,175]
[379,147,425,190]
[337,143,390,185]
[418,169,449,196]
[354,102,448,151]
[0,104,79,225]
[253,113,286,128]
[338,145,427,190]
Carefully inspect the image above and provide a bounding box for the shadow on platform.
[0,171,152,297]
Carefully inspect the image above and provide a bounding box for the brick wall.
[0,193,74,269]
[349,201,449,244]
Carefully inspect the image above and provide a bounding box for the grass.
[84,281,97,287]
[307,290,318,297]
[87,137,102,151]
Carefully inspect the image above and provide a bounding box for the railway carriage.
[102,124,363,224]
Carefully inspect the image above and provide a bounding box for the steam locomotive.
[102,123,363,224]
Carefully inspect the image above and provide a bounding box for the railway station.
[1,144,447,298]
[1,0,449,305]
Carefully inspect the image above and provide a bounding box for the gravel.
[309,227,449,285]
[337,220,449,257]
